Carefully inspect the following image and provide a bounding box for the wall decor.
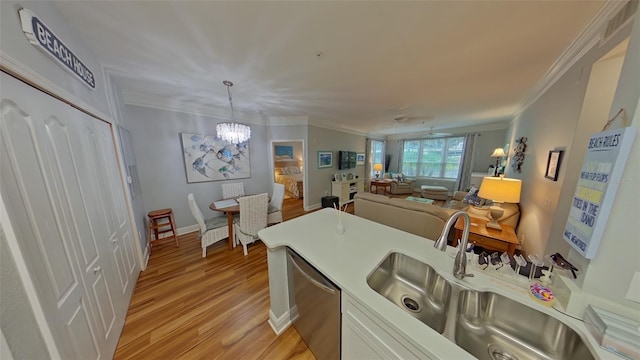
[511,136,527,173]
[181,132,250,183]
[545,150,563,181]
[563,126,636,258]
[356,153,365,165]
[275,145,294,158]
[318,151,333,168]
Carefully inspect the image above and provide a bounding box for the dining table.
[209,199,240,250]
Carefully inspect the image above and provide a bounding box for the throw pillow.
[462,187,483,206]
[290,166,301,174]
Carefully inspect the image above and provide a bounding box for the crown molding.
[266,116,309,126]
[307,118,370,137]
[1,50,113,122]
[514,1,629,118]
[122,89,267,125]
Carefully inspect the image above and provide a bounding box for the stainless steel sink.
[366,252,451,333]
[367,252,596,359]
[455,290,595,360]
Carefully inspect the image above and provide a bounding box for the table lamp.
[478,176,522,230]
[490,148,506,176]
[373,163,383,179]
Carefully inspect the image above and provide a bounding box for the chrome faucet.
[433,211,474,280]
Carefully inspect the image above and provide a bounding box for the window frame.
[400,136,465,179]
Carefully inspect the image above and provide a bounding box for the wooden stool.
[147,208,179,248]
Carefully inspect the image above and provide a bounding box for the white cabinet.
[342,294,435,360]
[331,179,364,205]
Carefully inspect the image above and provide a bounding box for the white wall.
[0,1,111,117]
[576,14,640,316]
[307,125,366,208]
[473,129,508,172]
[504,22,633,258]
[507,13,639,315]
[123,105,272,229]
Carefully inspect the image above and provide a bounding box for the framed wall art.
[181,132,250,183]
[545,150,563,181]
[318,151,333,168]
[356,153,365,165]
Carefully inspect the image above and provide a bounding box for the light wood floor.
[114,197,317,360]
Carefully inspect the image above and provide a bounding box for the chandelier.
[216,80,251,144]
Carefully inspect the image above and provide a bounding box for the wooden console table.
[453,217,519,256]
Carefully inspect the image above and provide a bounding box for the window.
[370,140,385,178]
[401,137,465,179]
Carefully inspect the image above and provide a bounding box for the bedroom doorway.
[271,140,305,207]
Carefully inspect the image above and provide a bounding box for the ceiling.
[53,1,606,136]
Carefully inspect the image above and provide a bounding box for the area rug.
[405,196,435,204]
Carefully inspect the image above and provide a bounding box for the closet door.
[0,72,137,358]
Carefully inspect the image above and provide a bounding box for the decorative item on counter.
[499,252,511,271]
[550,252,578,279]
[513,254,527,279]
[539,269,553,286]
[529,281,556,307]
[528,254,544,281]
[333,203,348,235]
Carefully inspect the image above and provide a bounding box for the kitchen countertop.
[258,208,611,359]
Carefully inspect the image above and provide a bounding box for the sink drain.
[401,295,421,313]
[487,344,517,360]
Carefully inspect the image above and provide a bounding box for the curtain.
[365,138,372,181]
[456,133,478,191]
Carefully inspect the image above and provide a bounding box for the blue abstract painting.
[181,132,251,183]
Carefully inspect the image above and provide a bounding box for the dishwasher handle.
[288,252,337,295]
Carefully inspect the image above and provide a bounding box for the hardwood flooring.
[114,197,316,360]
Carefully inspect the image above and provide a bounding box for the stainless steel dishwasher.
[287,248,340,360]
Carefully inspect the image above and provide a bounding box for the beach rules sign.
[19,8,95,89]
[564,126,636,259]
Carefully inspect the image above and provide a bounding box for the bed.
[275,157,304,199]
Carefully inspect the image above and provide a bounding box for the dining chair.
[188,193,229,257]
[222,182,245,199]
[267,183,285,225]
[234,193,268,256]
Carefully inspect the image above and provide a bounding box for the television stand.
[331,178,365,205]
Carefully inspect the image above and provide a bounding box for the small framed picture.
[341,173,348,181]
[545,150,563,181]
[318,151,333,168]
[356,153,365,165]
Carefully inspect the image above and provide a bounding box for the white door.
[0,72,137,358]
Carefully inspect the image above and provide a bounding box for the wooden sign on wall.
[563,126,636,259]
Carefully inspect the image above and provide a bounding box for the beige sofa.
[354,192,521,243]
[381,173,416,194]
[446,191,520,229]
[354,192,454,240]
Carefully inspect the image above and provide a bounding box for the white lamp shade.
[373,163,383,172]
[491,148,506,158]
[478,177,522,203]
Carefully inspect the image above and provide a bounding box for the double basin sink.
[366,252,595,360]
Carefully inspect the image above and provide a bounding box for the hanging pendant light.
[216,80,251,144]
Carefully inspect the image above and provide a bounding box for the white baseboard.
[306,203,322,212]
[268,309,292,336]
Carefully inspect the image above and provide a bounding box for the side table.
[453,216,519,256]
[370,180,391,195]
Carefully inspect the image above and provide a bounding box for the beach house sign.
[19,8,95,89]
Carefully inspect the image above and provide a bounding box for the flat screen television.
[338,151,357,169]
